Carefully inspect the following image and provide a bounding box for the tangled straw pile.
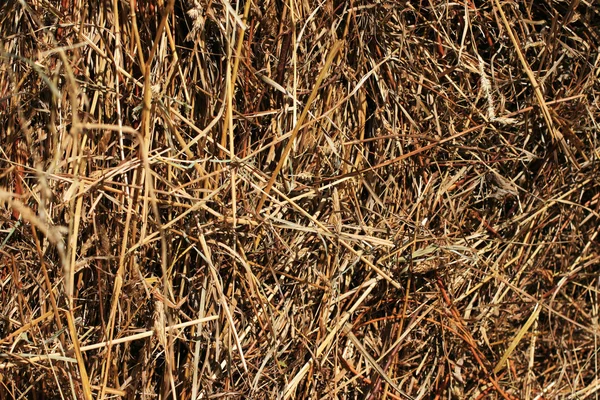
[1,0,599,398]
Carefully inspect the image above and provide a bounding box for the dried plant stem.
[255,40,344,214]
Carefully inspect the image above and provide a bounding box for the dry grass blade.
[494,303,541,374]
[344,326,415,400]
[255,40,344,214]
[492,0,579,167]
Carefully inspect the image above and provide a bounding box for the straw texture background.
[1,0,599,398]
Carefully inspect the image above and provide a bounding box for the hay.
[1,0,599,398]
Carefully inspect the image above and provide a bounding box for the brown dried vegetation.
[0,0,599,399]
